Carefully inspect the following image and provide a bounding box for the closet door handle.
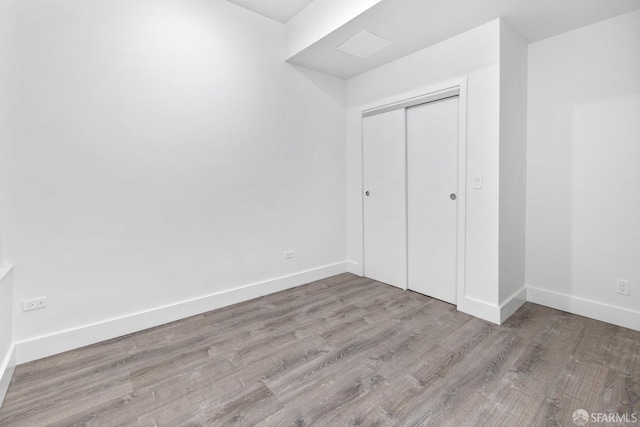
[450,193,457,200]
[365,191,370,196]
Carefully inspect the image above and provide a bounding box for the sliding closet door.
[407,96,459,304]
[362,109,407,289]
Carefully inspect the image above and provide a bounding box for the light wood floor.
[1,273,638,426]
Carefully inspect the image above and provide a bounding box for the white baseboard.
[457,296,501,324]
[0,264,14,409]
[456,286,526,325]
[500,287,527,323]
[346,261,362,275]
[15,262,349,364]
[526,286,640,332]
[0,344,16,409]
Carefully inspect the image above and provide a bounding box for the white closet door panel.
[363,109,407,289]
[407,96,459,304]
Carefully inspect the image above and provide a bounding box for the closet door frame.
[360,78,468,306]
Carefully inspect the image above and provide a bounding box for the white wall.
[346,20,502,319]
[498,21,527,306]
[2,0,347,362]
[0,0,20,267]
[0,0,19,405]
[526,10,640,330]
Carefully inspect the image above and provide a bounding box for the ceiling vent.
[336,31,392,59]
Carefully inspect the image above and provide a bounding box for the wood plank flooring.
[0,273,638,426]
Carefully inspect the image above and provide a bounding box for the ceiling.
[226,0,640,79]
[225,0,314,23]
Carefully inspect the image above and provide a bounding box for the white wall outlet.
[22,297,47,311]
[284,250,294,259]
[618,280,630,296]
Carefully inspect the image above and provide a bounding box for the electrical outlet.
[618,280,630,296]
[284,251,294,259]
[22,297,47,311]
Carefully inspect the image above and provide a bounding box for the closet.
[363,90,460,304]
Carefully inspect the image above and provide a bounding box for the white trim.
[0,265,14,409]
[360,114,366,281]
[457,286,526,325]
[356,77,469,113]
[0,344,15,409]
[362,87,460,117]
[526,286,640,332]
[500,286,526,323]
[403,106,408,291]
[346,261,362,275]
[457,295,501,324]
[455,78,468,310]
[14,262,348,364]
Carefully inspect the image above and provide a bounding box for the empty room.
[0,0,639,425]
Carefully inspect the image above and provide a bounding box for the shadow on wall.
[289,64,346,108]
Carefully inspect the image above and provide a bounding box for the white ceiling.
[225,0,314,23]
[226,0,640,78]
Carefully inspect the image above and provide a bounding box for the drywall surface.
[0,0,20,267]
[498,20,527,304]
[346,20,501,308]
[0,0,19,403]
[3,0,347,347]
[527,10,640,329]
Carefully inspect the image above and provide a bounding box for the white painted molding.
[0,344,15,409]
[15,262,349,364]
[499,287,526,323]
[457,286,526,325]
[362,87,460,117]
[457,296,501,324]
[0,265,14,408]
[346,261,362,275]
[527,286,640,332]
